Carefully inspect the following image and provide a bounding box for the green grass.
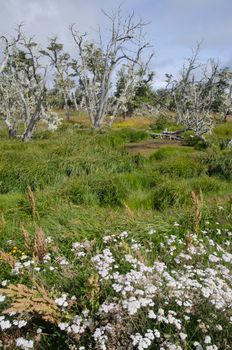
[0,122,231,251]
[0,119,230,246]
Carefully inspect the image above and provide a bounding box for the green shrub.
[213,121,232,138]
[65,179,90,205]
[183,134,209,149]
[150,146,194,161]
[65,159,95,176]
[155,157,206,178]
[204,149,232,180]
[190,176,222,193]
[126,190,153,210]
[122,171,159,190]
[100,128,148,146]
[149,114,169,131]
[32,130,54,140]
[89,176,128,206]
[118,128,148,143]
[219,138,232,150]
[65,176,128,207]
[150,180,190,210]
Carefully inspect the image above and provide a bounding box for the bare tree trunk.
[22,87,45,141]
[66,108,70,122]
[72,92,78,111]
[4,119,18,139]
[94,71,110,128]
[22,115,39,141]
[8,127,17,138]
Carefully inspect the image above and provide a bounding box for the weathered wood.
[70,6,152,129]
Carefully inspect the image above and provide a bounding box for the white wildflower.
[204,336,211,344]
[0,294,6,302]
[15,337,34,349]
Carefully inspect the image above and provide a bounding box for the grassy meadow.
[0,113,232,349]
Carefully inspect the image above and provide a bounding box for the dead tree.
[152,45,220,142]
[70,6,153,128]
[0,29,61,140]
[41,37,78,121]
[108,55,153,126]
[213,67,232,122]
[0,73,23,137]
[0,27,23,137]
[0,27,21,74]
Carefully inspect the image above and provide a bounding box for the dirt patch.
[125,139,182,156]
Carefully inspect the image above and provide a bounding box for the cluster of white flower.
[72,242,87,258]
[91,248,115,280]
[55,293,68,308]
[103,231,128,244]
[0,294,6,302]
[93,228,231,349]
[99,301,117,314]
[42,111,63,131]
[57,309,91,341]
[0,316,11,330]
[13,319,27,328]
[15,337,34,350]
[0,225,231,349]
[131,329,156,349]
[93,324,111,350]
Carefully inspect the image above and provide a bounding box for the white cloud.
[1,0,231,86]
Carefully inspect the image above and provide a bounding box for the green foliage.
[155,157,206,178]
[190,176,222,193]
[214,121,232,138]
[149,114,182,133]
[89,177,128,206]
[150,146,195,161]
[183,134,209,149]
[100,128,148,146]
[150,180,190,210]
[65,176,128,207]
[204,149,232,180]
[149,114,170,131]
[115,70,155,116]
[0,124,231,250]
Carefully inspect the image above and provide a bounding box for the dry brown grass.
[0,250,15,267]
[191,190,203,233]
[1,282,62,324]
[22,227,47,262]
[87,274,100,305]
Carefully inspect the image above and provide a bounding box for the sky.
[1,0,232,88]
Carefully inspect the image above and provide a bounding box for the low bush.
[89,176,129,206]
[65,176,129,207]
[190,176,223,193]
[149,114,169,131]
[204,149,232,180]
[150,180,190,210]
[100,128,148,146]
[183,134,209,149]
[150,146,195,161]
[155,157,206,179]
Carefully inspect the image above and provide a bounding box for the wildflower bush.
[0,222,231,349]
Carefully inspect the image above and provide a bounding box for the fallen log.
[150,131,184,141]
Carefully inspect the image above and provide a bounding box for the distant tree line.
[0,7,232,141]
